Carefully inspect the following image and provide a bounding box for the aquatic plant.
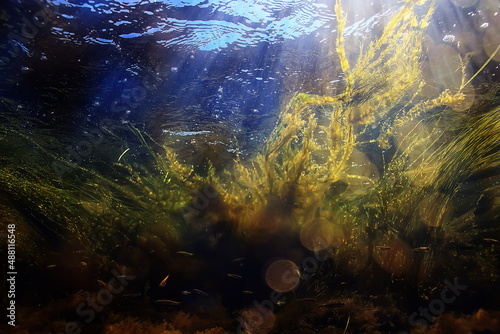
[153,0,496,242]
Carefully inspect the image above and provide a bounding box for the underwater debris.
[117,148,130,162]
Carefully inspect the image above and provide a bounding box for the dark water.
[1,0,500,333]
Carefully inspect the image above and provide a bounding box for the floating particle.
[442,34,455,43]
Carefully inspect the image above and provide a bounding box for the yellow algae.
[419,193,454,228]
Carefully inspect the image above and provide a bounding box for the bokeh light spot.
[265,259,300,292]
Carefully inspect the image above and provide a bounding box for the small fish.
[227,273,243,279]
[242,290,254,294]
[319,302,345,308]
[376,246,391,250]
[277,300,286,306]
[155,299,180,305]
[181,290,191,295]
[80,262,87,266]
[458,243,474,250]
[484,238,499,243]
[413,247,430,252]
[46,264,56,269]
[97,279,107,288]
[177,251,194,256]
[232,257,245,263]
[193,289,209,296]
[158,274,169,287]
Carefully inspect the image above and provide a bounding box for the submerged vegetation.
[1,0,499,333]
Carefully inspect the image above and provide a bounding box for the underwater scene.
[1,0,500,333]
